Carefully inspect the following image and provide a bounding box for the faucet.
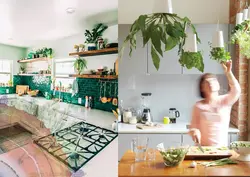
[58,81,62,102]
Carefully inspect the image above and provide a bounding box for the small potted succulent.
[85,23,108,51]
[20,66,25,74]
[79,44,85,52]
[73,57,87,75]
[74,45,79,52]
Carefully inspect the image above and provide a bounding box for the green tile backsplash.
[12,75,118,112]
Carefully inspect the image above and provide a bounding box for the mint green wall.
[0,43,27,74]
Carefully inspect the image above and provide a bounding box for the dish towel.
[72,79,79,97]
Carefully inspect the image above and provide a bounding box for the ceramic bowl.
[230,141,250,161]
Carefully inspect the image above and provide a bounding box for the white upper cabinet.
[183,24,228,74]
[118,24,147,76]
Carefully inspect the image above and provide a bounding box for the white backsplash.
[119,74,228,123]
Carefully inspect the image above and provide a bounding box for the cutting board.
[136,124,163,130]
[185,146,232,160]
[16,85,29,94]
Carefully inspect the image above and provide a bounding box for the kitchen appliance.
[168,108,180,123]
[34,121,118,172]
[141,93,152,124]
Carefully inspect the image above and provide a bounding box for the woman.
[189,60,241,146]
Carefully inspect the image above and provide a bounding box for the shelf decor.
[74,57,87,75]
[85,23,108,51]
[119,8,202,71]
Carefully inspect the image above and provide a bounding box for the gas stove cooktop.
[34,121,118,172]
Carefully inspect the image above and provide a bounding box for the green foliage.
[74,57,87,74]
[209,42,231,63]
[85,23,108,44]
[231,19,250,58]
[120,13,202,71]
[179,50,204,72]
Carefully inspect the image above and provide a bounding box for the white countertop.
[0,94,118,177]
[118,121,239,134]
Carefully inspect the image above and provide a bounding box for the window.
[54,59,75,91]
[0,60,12,84]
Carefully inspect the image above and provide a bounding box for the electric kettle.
[168,108,180,123]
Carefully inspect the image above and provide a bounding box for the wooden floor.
[0,125,33,153]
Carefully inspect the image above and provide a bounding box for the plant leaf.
[151,27,163,57]
[137,15,147,32]
[151,45,160,70]
[165,36,178,51]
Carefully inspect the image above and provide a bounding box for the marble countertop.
[118,121,239,134]
[1,94,116,130]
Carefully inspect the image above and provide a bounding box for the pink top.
[190,73,241,146]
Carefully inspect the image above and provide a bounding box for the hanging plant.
[179,50,204,72]
[231,19,250,58]
[74,57,87,75]
[119,13,203,71]
[209,42,231,63]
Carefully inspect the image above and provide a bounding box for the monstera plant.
[120,13,204,72]
[231,19,250,58]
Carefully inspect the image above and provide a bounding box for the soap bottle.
[85,96,89,108]
[88,96,93,109]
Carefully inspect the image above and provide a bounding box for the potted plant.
[79,44,85,52]
[85,23,108,51]
[209,42,231,63]
[20,66,25,74]
[73,57,87,75]
[119,13,202,72]
[74,45,79,52]
[231,19,250,59]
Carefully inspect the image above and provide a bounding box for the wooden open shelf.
[69,48,118,57]
[17,58,50,63]
[18,74,51,77]
[69,74,118,80]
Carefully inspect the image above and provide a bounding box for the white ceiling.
[0,0,117,47]
[118,0,229,24]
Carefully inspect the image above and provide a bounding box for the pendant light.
[183,32,197,53]
[236,12,243,25]
[152,0,173,14]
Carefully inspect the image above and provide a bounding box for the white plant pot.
[212,31,224,48]
[236,13,243,25]
[183,33,197,52]
[248,7,250,18]
[152,0,173,14]
[87,43,97,51]
[243,8,249,21]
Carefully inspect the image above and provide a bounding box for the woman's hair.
[199,73,217,98]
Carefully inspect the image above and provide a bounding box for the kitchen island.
[0,94,118,177]
[119,150,250,177]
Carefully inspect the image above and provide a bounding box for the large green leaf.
[151,45,160,70]
[165,36,178,51]
[137,15,147,32]
[151,27,163,57]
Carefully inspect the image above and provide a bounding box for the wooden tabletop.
[119,150,250,177]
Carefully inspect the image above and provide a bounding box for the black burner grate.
[34,121,118,172]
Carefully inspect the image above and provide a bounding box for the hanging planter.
[231,19,250,58]
[179,33,204,72]
[236,13,243,25]
[209,30,231,63]
[119,13,202,71]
